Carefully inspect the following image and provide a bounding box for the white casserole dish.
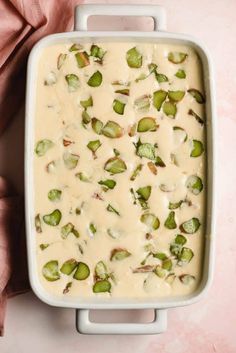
[25,4,216,335]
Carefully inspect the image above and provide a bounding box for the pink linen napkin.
[0,177,28,336]
[0,0,82,336]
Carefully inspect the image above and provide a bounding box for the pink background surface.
[0,0,236,351]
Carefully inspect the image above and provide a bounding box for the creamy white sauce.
[34,42,205,299]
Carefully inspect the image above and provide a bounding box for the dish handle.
[74,4,166,31]
[75,309,167,335]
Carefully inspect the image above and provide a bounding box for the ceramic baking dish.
[25,4,216,335]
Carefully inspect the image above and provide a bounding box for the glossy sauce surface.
[34,42,206,299]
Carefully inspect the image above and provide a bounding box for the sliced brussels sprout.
[35,139,54,157]
[87,140,101,157]
[166,273,176,285]
[106,272,117,284]
[135,73,148,82]
[135,63,156,82]
[153,252,168,261]
[75,51,90,68]
[168,52,188,64]
[89,223,97,235]
[178,247,194,264]
[65,74,79,92]
[113,99,126,115]
[90,44,106,62]
[60,259,78,275]
[163,101,177,118]
[80,96,93,108]
[175,234,187,245]
[186,175,203,195]
[170,243,180,257]
[179,274,196,284]
[155,72,168,83]
[72,229,80,238]
[154,265,166,278]
[44,71,57,86]
[110,248,131,261]
[115,88,130,96]
[95,261,108,280]
[162,258,173,271]
[144,243,154,252]
[147,161,157,175]
[137,117,158,132]
[63,152,79,169]
[175,69,186,79]
[43,209,61,226]
[107,228,122,239]
[102,120,123,138]
[153,90,167,111]
[91,118,103,135]
[42,260,60,281]
[134,139,156,160]
[126,47,142,68]
[188,109,204,125]
[48,189,62,202]
[87,71,103,87]
[73,262,90,280]
[136,186,151,201]
[130,164,143,181]
[93,280,111,293]
[190,140,204,157]
[170,234,187,256]
[180,218,200,234]
[69,43,83,52]
[173,126,188,143]
[155,156,166,167]
[138,143,156,160]
[188,89,205,104]
[39,243,49,250]
[35,214,42,233]
[148,63,158,73]
[61,222,74,238]
[57,53,67,69]
[98,179,116,190]
[106,204,120,216]
[104,157,127,174]
[140,213,160,230]
[46,160,56,173]
[169,200,183,210]
[164,211,177,229]
[82,111,91,125]
[168,90,185,102]
[136,186,151,210]
[61,222,79,239]
[76,172,91,183]
[133,265,155,273]
[134,95,151,111]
